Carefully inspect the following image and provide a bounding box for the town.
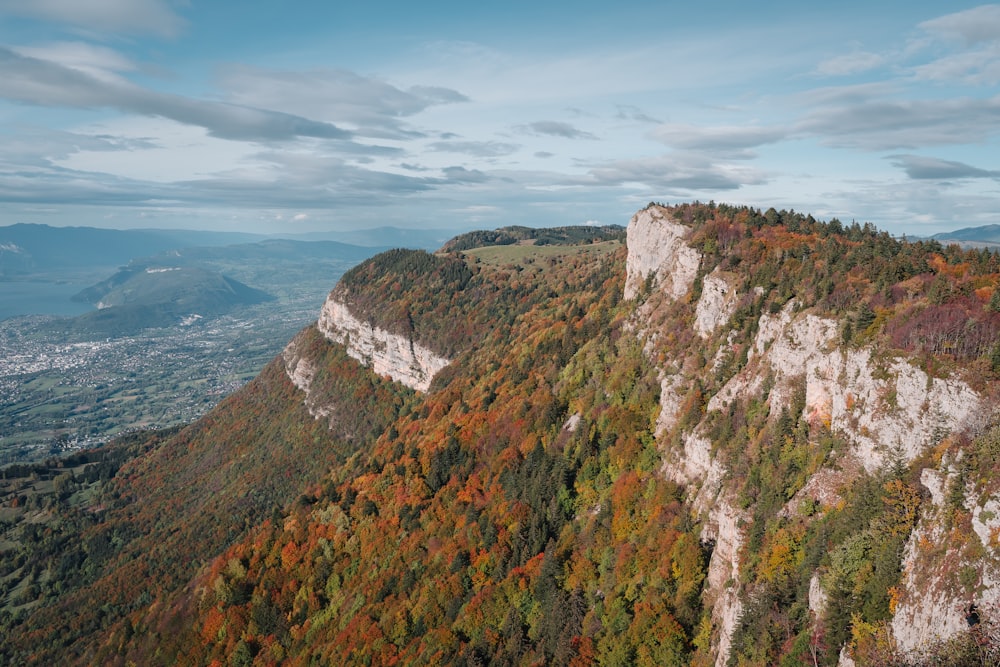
[0,302,316,464]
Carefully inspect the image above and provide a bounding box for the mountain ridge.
[3,203,999,666]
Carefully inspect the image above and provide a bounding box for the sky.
[0,1,998,236]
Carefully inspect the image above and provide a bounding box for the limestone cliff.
[625,203,997,665]
[624,205,701,301]
[316,297,449,392]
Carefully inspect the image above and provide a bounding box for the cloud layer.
[0,3,997,235]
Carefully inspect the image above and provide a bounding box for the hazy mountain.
[149,237,387,264]
[2,204,998,666]
[51,266,273,337]
[931,223,1000,247]
[0,223,267,276]
[287,225,465,250]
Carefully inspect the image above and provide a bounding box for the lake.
[0,280,97,321]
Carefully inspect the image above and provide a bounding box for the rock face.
[694,269,739,337]
[281,331,334,423]
[710,301,982,473]
[890,451,1000,655]
[624,204,991,665]
[624,205,701,301]
[317,297,449,392]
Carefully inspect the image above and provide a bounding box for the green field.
[461,239,621,267]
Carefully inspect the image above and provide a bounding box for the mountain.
[148,238,387,264]
[2,204,998,666]
[288,225,461,250]
[931,223,1000,247]
[0,223,267,276]
[58,265,273,337]
[440,223,625,251]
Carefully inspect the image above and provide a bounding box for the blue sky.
[0,1,998,236]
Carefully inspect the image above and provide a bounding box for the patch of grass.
[463,239,620,268]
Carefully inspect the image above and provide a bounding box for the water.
[0,280,97,321]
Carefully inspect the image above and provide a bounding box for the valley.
[0,232,391,464]
[0,303,306,463]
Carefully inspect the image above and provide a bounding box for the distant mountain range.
[930,223,1000,246]
[148,238,387,265]
[0,223,458,277]
[0,223,265,276]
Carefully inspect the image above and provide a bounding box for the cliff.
[626,203,999,665]
[316,297,449,392]
[5,203,999,667]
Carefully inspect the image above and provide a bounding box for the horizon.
[1,2,998,236]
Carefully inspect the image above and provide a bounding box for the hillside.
[59,265,273,337]
[932,224,1000,248]
[3,203,1000,665]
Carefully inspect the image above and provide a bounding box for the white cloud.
[12,42,136,79]
[0,48,352,142]
[887,154,1000,180]
[796,92,1000,150]
[520,121,597,140]
[0,0,185,38]
[427,140,520,157]
[651,123,787,153]
[919,4,1000,45]
[216,65,466,139]
[578,153,769,192]
[911,43,1000,85]
[815,51,885,76]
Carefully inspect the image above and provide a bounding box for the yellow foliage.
[887,585,901,615]
[848,613,897,666]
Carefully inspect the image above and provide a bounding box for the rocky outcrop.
[623,204,991,665]
[891,451,1000,655]
[694,269,739,337]
[624,205,701,301]
[626,208,746,666]
[711,301,982,473]
[317,297,449,392]
[281,330,335,423]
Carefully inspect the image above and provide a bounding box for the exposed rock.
[971,496,1000,550]
[712,302,982,473]
[891,461,1000,656]
[281,329,335,422]
[779,457,860,518]
[891,519,971,653]
[809,573,829,616]
[661,429,745,666]
[317,297,449,392]
[624,205,701,301]
[703,496,746,667]
[920,468,948,508]
[624,204,992,663]
[694,269,739,337]
[655,374,686,437]
[563,413,582,433]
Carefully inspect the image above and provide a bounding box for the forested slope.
[3,203,999,666]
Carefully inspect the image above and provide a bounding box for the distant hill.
[0,225,386,319]
[0,223,266,276]
[150,238,386,264]
[62,265,272,337]
[289,225,463,250]
[930,223,1000,247]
